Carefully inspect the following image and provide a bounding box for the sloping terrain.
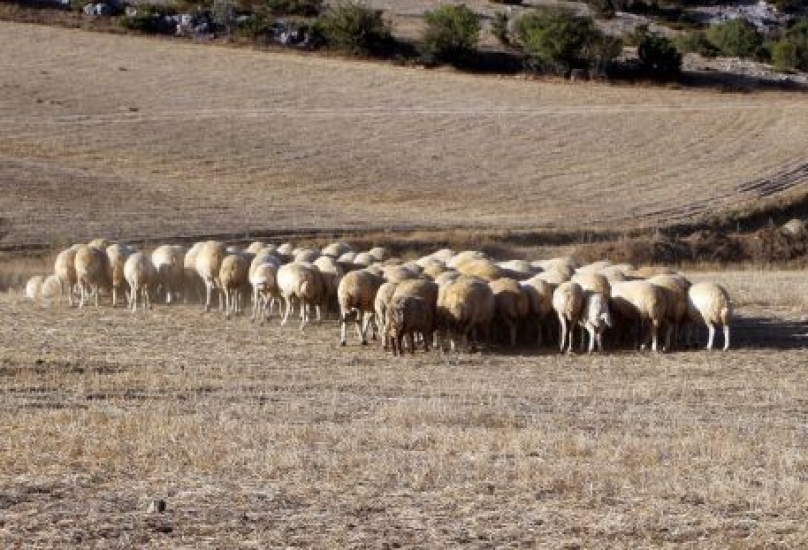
[2,21,808,247]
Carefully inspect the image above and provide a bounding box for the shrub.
[421,4,480,64]
[266,0,323,17]
[674,29,719,57]
[637,31,682,76]
[512,8,616,75]
[489,0,522,5]
[236,12,276,39]
[706,18,766,60]
[315,1,392,55]
[772,18,808,71]
[492,11,510,45]
[585,0,617,19]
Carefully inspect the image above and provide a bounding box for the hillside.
[2,21,808,247]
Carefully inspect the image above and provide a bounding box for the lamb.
[24,275,44,300]
[250,262,280,324]
[610,280,667,352]
[552,281,584,353]
[687,282,732,351]
[489,277,530,347]
[151,245,186,304]
[436,276,495,352]
[124,252,157,312]
[579,292,613,353]
[386,295,432,356]
[277,262,324,330]
[195,240,227,312]
[338,269,385,346]
[41,274,62,303]
[219,253,250,320]
[106,243,135,308]
[74,244,112,308]
[54,245,81,306]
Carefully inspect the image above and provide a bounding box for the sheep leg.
[281,296,293,326]
[251,287,259,322]
[557,315,567,353]
[596,329,604,352]
[358,312,370,345]
[586,325,596,354]
[722,325,730,351]
[706,323,716,351]
[144,285,152,311]
[339,311,349,346]
[650,321,659,352]
[203,281,213,313]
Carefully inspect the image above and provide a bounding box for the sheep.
[275,243,294,262]
[576,260,613,274]
[183,241,206,304]
[219,253,251,320]
[321,242,354,259]
[106,243,135,308]
[571,272,611,298]
[294,248,320,263]
[41,274,62,303]
[536,257,578,279]
[489,277,530,347]
[446,250,489,270]
[496,260,535,281]
[24,275,44,300]
[338,269,385,346]
[277,262,324,330]
[353,252,376,268]
[579,292,613,353]
[124,252,156,312]
[433,270,461,287]
[520,276,555,346]
[195,240,227,312]
[382,265,419,284]
[368,246,389,262]
[628,266,678,279]
[386,295,432,356]
[456,258,503,282]
[552,282,584,353]
[54,245,80,306]
[336,251,358,272]
[249,263,277,324]
[151,245,186,305]
[648,274,691,351]
[610,280,666,352]
[393,279,439,350]
[687,282,732,351]
[421,261,447,280]
[245,241,267,254]
[87,238,110,250]
[313,255,344,319]
[436,276,495,352]
[374,281,399,349]
[74,244,112,308]
[536,269,570,286]
[430,249,456,262]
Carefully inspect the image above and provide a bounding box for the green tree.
[512,8,616,75]
[421,5,481,63]
[315,1,392,55]
[637,31,682,76]
[772,18,808,71]
[707,18,765,60]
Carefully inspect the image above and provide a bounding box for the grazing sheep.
[552,282,584,353]
[353,252,376,268]
[24,275,44,300]
[106,243,135,308]
[456,259,503,282]
[537,269,570,286]
[387,295,432,356]
[277,262,324,330]
[436,276,495,352]
[628,266,678,279]
[41,274,62,302]
[313,255,344,319]
[275,243,294,262]
[374,281,399,350]
[338,269,385,346]
[245,241,267,254]
[571,272,611,298]
[579,292,613,353]
[490,277,530,347]
[520,276,555,347]
[124,252,156,312]
[87,238,110,250]
[195,240,227,312]
[610,281,666,352]
[183,241,206,304]
[497,260,535,281]
[433,270,461,287]
[294,248,320,263]
[336,251,358,272]
[220,254,250,320]
[54,245,80,306]
[151,245,186,305]
[383,265,419,284]
[321,242,354,259]
[393,279,439,350]
[648,274,691,350]
[446,250,489,270]
[687,282,732,351]
[368,246,389,262]
[250,262,280,324]
[74,244,112,309]
[576,260,613,274]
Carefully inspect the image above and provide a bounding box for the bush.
[512,8,617,75]
[674,29,719,57]
[315,1,392,55]
[489,0,522,5]
[492,11,510,45]
[585,0,617,19]
[236,12,276,39]
[772,18,808,71]
[706,18,766,60]
[421,4,480,64]
[266,0,323,17]
[637,31,682,76]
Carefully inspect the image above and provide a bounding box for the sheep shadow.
[719,314,808,351]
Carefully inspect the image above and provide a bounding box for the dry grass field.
[2,269,808,547]
[2,21,808,247]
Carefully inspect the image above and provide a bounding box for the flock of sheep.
[23,238,734,354]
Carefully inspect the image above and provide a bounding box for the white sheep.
[24,275,44,301]
[106,243,135,308]
[520,276,554,347]
[41,274,62,303]
[74,244,112,308]
[386,295,432,356]
[277,262,324,330]
[151,244,186,305]
[220,253,250,320]
[436,276,495,352]
[648,274,691,351]
[124,252,156,312]
[250,262,279,324]
[313,255,345,319]
[374,281,399,350]
[579,292,613,353]
[687,282,732,351]
[552,281,584,353]
[490,277,530,347]
[54,245,81,306]
[610,280,667,352]
[195,240,227,312]
[183,241,205,304]
[338,269,385,346]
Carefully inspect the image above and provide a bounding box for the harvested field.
[2,270,808,546]
[2,22,808,247]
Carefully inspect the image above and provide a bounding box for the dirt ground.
[2,269,808,547]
